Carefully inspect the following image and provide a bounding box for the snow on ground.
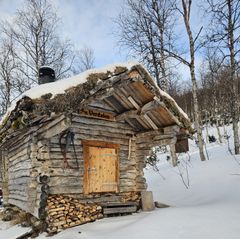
[1,125,240,239]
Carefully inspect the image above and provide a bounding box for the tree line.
[1,0,239,161]
[116,0,240,158]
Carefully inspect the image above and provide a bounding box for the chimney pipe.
[38,66,55,84]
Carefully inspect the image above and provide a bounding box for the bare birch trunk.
[205,122,209,144]
[182,0,206,161]
[216,119,222,143]
[228,0,239,154]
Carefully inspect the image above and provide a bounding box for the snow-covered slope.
[1,126,240,239]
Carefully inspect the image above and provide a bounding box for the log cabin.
[0,62,192,232]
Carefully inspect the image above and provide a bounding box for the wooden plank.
[128,96,140,109]
[156,106,180,126]
[71,114,134,131]
[113,92,132,110]
[103,205,137,214]
[150,110,165,126]
[116,110,138,121]
[79,108,115,121]
[143,112,161,128]
[137,116,152,129]
[127,84,143,106]
[141,98,164,114]
[101,202,138,207]
[88,146,118,193]
[131,81,154,102]
[143,114,158,130]
[82,140,120,149]
[127,118,146,131]
[114,89,133,109]
[38,117,71,139]
[88,99,116,112]
[106,95,127,112]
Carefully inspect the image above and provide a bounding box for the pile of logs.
[122,192,141,202]
[46,195,103,233]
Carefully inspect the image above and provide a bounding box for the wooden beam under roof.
[116,110,138,121]
[140,97,164,114]
[143,114,158,130]
[115,96,166,129]
[127,96,140,110]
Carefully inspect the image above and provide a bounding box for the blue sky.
[55,0,129,66]
[0,0,206,82]
[0,0,129,66]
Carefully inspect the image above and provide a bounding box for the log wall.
[0,151,2,187]
[1,114,178,220]
[43,115,146,202]
[1,134,38,215]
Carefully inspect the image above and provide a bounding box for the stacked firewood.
[46,195,103,233]
[122,192,141,202]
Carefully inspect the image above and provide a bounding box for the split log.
[46,195,103,233]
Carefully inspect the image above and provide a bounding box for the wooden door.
[83,141,119,194]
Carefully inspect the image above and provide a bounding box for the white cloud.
[0,0,129,67]
[0,0,204,81]
[54,0,128,67]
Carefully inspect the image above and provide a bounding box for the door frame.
[83,140,120,195]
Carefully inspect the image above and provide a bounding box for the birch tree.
[206,0,240,154]
[1,0,74,88]
[116,0,206,161]
[72,46,95,74]
[116,0,176,91]
[0,37,22,117]
[179,0,206,161]
[148,0,207,161]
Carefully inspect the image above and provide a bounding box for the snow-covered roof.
[0,61,192,134]
[0,61,138,126]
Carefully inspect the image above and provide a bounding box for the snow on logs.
[46,195,103,233]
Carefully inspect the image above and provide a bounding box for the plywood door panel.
[84,142,119,194]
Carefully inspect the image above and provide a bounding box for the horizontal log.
[72,127,134,140]
[7,141,30,158]
[49,186,83,195]
[8,148,29,163]
[136,138,175,149]
[120,179,136,187]
[103,205,137,214]
[48,177,83,187]
[9,160,32,173]
[136,134,173,146]
[8,193,28,202]
[47,168,84,177]
[49,160,84,168]
[71,115,133,131]
[116,110,138,121]
[8,198,32,214]
[8,169,31,179]
[2,129,34,150]
[119,164,137,171]
[119,186,136,192]
[8,176,32,185]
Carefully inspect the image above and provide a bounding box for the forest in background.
[0,0,240,160]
